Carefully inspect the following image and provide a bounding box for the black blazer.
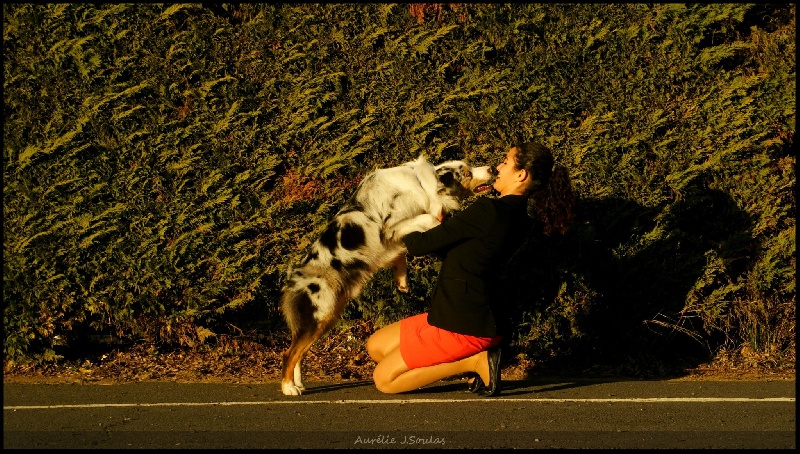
[402,195,531,337]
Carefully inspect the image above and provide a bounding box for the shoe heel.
[480,347,502,397]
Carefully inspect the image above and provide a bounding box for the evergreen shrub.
[3,4,795,373]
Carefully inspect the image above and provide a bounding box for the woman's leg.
[366,320,402,363]
[373,348,490,394]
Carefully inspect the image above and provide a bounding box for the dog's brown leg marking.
[281,330,315,386]
[391,253,409,292]
[281,310,348,388]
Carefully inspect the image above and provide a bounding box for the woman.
[366,142,574,396]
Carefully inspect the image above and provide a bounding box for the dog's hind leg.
[281,315,342,396]
[391,253,410,293]
[292,360,303,391]
[281,339,305,396]
[281,331,317,396]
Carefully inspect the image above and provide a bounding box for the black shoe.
[479,347,501,397]
[466,372,484,393]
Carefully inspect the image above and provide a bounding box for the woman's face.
[493,147,521,195]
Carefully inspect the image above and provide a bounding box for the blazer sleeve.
[402,197,497,257]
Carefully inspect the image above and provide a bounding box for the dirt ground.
[3,322,795,385]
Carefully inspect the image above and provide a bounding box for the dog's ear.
[437,170,455,187]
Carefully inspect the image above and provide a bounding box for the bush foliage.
[3,4,795,373]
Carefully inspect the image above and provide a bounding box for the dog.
[280,155,493,395]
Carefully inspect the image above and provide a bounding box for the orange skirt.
[399,313,502,370]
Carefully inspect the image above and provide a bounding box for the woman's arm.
[402,197,497,257]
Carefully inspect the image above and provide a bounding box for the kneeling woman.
[366,142,574,396]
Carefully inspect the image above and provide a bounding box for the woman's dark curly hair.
[513,141,575,236]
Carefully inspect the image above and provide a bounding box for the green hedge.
[3,4,795,372]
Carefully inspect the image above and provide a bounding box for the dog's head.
[434,160,494,199]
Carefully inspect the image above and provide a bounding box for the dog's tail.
[280,279,314,341]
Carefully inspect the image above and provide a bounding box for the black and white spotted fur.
[280,155,493,396]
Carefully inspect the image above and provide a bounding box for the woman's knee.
[371,349,409,394]
[366,333,383,362]
[366,322,400,362]
[372,365,398,394]
[372,369,387,392]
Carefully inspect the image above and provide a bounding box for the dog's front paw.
[422,213,442,230]
[282,382,304,396]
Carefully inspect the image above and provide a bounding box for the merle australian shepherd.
[280,155,493,395]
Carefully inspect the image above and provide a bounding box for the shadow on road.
[391,377,621,397]
[301,380,374,394]
[399,376,675,397]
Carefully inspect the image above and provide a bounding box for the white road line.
[4,397,794,410]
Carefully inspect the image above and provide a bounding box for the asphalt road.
[3,377,795,449]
